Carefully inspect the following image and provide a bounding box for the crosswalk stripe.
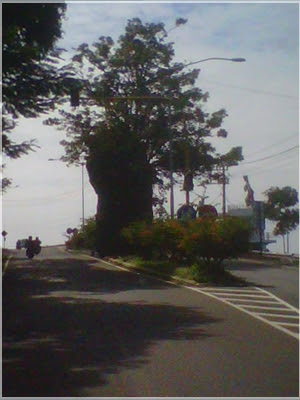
[220,298,279,304]
[242,305,291,310]
[190,285,299,340]
[213,293,270,298]
[255,287,299,313]
[257,313,299,318]
[200,288,259,293]
[277,322,299,327]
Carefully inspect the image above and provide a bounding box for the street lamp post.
[182,57,246,68]
[167,56,245,218]
[80,161,85,229]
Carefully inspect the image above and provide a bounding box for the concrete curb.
[65,247,204,287]
[106,257,204,288]
[65,248,252,287]
[2,255,12,277]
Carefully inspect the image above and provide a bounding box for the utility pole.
[81,162,85,229]
[169,130,175,218]
[222,164,226,216]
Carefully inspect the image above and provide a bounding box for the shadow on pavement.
[3,255,220,396]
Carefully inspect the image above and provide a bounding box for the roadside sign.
[177,204,197,220]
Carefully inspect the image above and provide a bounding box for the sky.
[2,1,299,254]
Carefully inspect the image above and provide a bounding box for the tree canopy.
[2,3,67,190]
[264,186,299,237]
[45,18,244,255]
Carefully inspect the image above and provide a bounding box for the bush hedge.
[121,216,250,270]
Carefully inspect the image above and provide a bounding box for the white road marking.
[257,313,299,318]
[222,298,279,304]
[277,322,299,327]
[242,305,294,310]
[213,293,270,298]
[192,286,299,340]
[81,255,300,340]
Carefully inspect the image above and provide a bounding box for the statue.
[243,175,255,207]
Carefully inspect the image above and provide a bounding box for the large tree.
[264,186,299,253]
[46,18,243,255]
[2,3,67,190]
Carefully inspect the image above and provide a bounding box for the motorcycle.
[25,240,42,259]
[34,244,41,255]
[26,247,35,259]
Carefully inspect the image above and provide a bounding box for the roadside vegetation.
[67,215,251,285]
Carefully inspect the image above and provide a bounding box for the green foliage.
[264,186,299,236]
[67,217,97,250]
[3,3,67,122]
[2,3,67,190]
[180,217,250,266]
[219,146,244,166]
[46,17,243,255]
[122,216,250,269]
[122,219,185,261]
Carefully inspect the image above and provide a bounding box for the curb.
[106,257,204,288]
[2,255,12,277]
[65,247,203,287]
[65,248,249,288]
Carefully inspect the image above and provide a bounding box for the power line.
[2,180,94,204]
[240,145,299,165]
[245,133,299,159]
[201,78,298,99]
[231,154,299,179]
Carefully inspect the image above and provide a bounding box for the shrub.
[180,216,250,268]
[67,217,97,250]
[121,220,153,259]
[122,216,250,274]
[121,219,185,261]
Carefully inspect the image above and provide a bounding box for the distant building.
[227,202,276,252]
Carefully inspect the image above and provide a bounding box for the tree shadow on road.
[3,256,221,396]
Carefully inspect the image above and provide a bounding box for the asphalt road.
[3,246,299,397]
[225,258,299,308]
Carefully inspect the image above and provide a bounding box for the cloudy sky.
[2,1,299,253]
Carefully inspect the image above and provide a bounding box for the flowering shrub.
[121,219,185,260]
[180,216,250,269]
[122,216,250,269]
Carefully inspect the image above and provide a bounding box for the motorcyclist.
[25,236,34,250]
[34,236,42,254]
[25,236,35,258]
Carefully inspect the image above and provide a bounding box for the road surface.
[225,257,299,308]
[3,246,299,397]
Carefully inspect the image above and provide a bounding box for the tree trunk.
[86,137,154,256]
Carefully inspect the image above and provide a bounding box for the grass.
[111,255,248,287]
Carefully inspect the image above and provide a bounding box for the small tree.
[264,186,299,253]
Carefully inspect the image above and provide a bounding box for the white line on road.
[197,288,259,293]
[212,293,270,298]
[220,298,279,304]
[255,287,299,313]
[241,305,293,310]
[184,285,299,340]
[83,254,300,340]
[277,322,299,327]
[257,312,299,318]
